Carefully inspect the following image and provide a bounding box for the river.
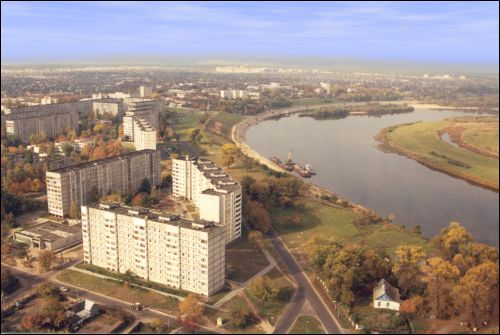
[245,108,499,246]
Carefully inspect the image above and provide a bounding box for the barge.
[270,150,315,178]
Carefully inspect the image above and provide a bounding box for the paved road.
[2,265,217,334]
[268,228,343,334]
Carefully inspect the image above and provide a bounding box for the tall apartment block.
[133,118,157,150]
[46,150,160,217]
[93,98,124,117]
[122,98,163,141]
[172,156,242,244]
[81,203,225,296]
[3,101,92,143]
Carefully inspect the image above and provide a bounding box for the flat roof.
[15,221,81,242]
[86,203,219,232]
[48,149,158,174]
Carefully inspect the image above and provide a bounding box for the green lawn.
[289,315,326,334]
[225,228,270,283]
[271,199,427,256]
[206,294,266,334]
[56,270,179,314]
[207,111,244,138]
[378,117,499,190]
[244,268,295,326]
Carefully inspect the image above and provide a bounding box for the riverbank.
[375,118,499,192]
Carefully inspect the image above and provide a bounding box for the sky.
[1,1,499,65]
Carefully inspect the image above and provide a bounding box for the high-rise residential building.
[46,150,160,217]
[139,85,153,98]
[172,156,242,244]
[93,99,124,117]
[122,98,163,141]
[133,118,156,150]
[81,202,225,296]
[3,101,92,143]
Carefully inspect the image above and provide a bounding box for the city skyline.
[1,1,499,64]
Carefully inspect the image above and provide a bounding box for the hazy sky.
[1,1,499,64]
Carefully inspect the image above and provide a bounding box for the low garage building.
[13,221,82,251]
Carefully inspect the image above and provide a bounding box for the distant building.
[139,85,153,98]
[122,98,163,141]
[3,101,92,143]
[46,149,160,217]
[13,221,82,251]
[133,117,156,150]
[172,156,242,244]
[41,96,58,105]
[93,99,124,117]
[81,203,226,296]
[373,279,402,311]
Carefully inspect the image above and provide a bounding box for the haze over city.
[1,2,498,335]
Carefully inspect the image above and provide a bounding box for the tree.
[69,201,80,219]
[132,193,144,206]
[433,222,473,260]
[1,268,19,294]
[38,249,55,272]
[179,293,204,319]
[452,262,499,327]
[20,314,43,331]
[24,149,34,164]
[424,257,460,319]
[248,230,263,246]
[139,178,152,194]
[242,155,254,172]
[249,276,279,302]
[222,143,240,168]
[61,142,74,157]
[228,309,253,329]
[392,245,426,295]
[187,128,200,142]
[246,201,271,233]
[400,295,425,319]
[88,186,99,203]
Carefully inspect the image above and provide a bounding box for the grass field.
[290,97,337,106]
[289,315,326,334]
[56,270,179,314]
[206,294,266,334]
[207,111,244,138]
[244,268,295,326]
[225,228,270,283]
[445,116,499,158]
[377,117,499,190]
[272,199,427,256]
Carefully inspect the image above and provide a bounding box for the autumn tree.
[20,314,43,331]
[400,295,425,319]
[249,276,279,302]
[424,257,460,319]
[222,143,240,168]
[433,222,473,260]
[179,293,204,320]
[38,249,55,272]
[392,245,426,295]
[246,201,271,233]
[452,262,499,327]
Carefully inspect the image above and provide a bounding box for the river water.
[245,109,499,246]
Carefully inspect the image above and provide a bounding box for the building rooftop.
[15,221,81,242]
[48,149,158,174]
[87,202,219,232]
[373,279,402,303]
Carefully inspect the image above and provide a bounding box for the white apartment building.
[220,90,249,99]
[93,99,124,117]
[122,98,163,141]
[46,150,160,217]
[133,118,157,150]
[81,203,225,296]
[172,156,242,244]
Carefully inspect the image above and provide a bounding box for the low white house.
[373,279,402,311]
